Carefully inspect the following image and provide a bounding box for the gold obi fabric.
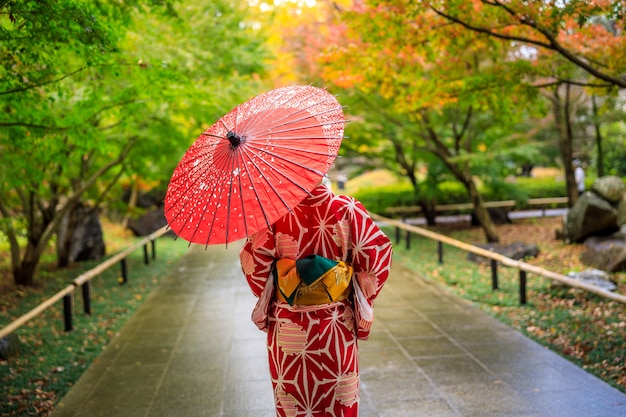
[273,255,353,306]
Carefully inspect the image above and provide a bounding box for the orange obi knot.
[273,255,353,306]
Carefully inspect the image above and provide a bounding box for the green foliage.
[0,0,272,285]
[353,183,415,215]
[599,135,626,177]
[354,175,570,214]
[514,176,569,199]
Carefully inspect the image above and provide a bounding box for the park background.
[2,1,626,415]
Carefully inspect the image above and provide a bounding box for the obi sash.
[273,255,353,306]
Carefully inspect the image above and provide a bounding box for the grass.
[0,222,190,417]
[384,217,626,394]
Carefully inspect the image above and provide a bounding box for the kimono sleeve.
[348,199,393,340]
[239,230,276,298]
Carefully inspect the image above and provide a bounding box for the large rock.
[564,192,619,243]
[618,194,626,226]
[467,241,540,264]
[567,268,618,291]
[470,207,512,226]
[580,233,626,272]
[57,205,106,262]
[591,175,626,204]
[128,208,168,237]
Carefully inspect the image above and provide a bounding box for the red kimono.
[240,185,392,417]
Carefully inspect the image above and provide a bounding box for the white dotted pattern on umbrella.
[164,85,345,246]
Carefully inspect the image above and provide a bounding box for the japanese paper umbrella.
[164,85,345,246]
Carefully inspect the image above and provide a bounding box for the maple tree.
[424,0,626,202]
[316,2,551,242]
[0,0,269,286]
[426,0,626,89]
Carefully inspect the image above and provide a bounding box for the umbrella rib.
[212,149,236,246]
[265,105,345,132]
[237,88,340,135]
[165,145,221,193]
[244,144,329,182]
[164,148,216,215]
[271,116,346,131]
[236,87,324,133]
[237,149,274,232]
[194,146,239,246]
[247,110,345,139]
[166,142,236,245]
[238,146,309,215]
[245,142,339,160]
[232,154,253,240]
[256,122,346,137]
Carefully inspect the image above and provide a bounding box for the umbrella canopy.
[164,85,345,246]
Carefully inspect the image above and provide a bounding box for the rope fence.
[372,213,626,306]
[0,225,170,339]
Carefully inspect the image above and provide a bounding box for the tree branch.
[429,2,626,89]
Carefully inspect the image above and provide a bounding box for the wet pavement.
[51,240,626,417]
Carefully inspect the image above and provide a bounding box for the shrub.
[353,176,573,214]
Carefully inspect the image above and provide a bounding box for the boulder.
[57,205,106,263]
[563,192,619,243]
[470,207,512,226]
[591,175,626,204]
[73,208,106,262]
[128,207,168,237]
[618,194,626,226]
[468,241,540,264]
[580,233,626,273]
[567,268,618,292]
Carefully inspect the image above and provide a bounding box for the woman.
[240,183,392,417]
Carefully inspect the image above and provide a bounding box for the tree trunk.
[13,243,40,286]
[122,176,139,228]
[591,95,605,177]
[419,200,437,226]
[552,84,578,206]
[467,181,500,243]
[56,202,81,268]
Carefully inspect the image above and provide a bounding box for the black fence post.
[491,260,499,290]
[120,259,128,285]
[143,244,149,265]
[63,294,73,332]
[82,282,91,315]
[151,240,156,259]
[405,230,411,250]
[437,241,443,264]
[519,270,527,305]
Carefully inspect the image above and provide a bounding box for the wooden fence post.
[63,294,73,332]
[519,271,527,305]
[491,260,499,290]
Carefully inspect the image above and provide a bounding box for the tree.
[316,2,549,242]
[426,0,626,89]
[0,0,271,286]
[425,0,626,193]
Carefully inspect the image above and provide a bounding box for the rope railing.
[0,225,171,339]
[372,213,626,305]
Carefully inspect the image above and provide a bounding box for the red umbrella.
[164,85,345,246]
